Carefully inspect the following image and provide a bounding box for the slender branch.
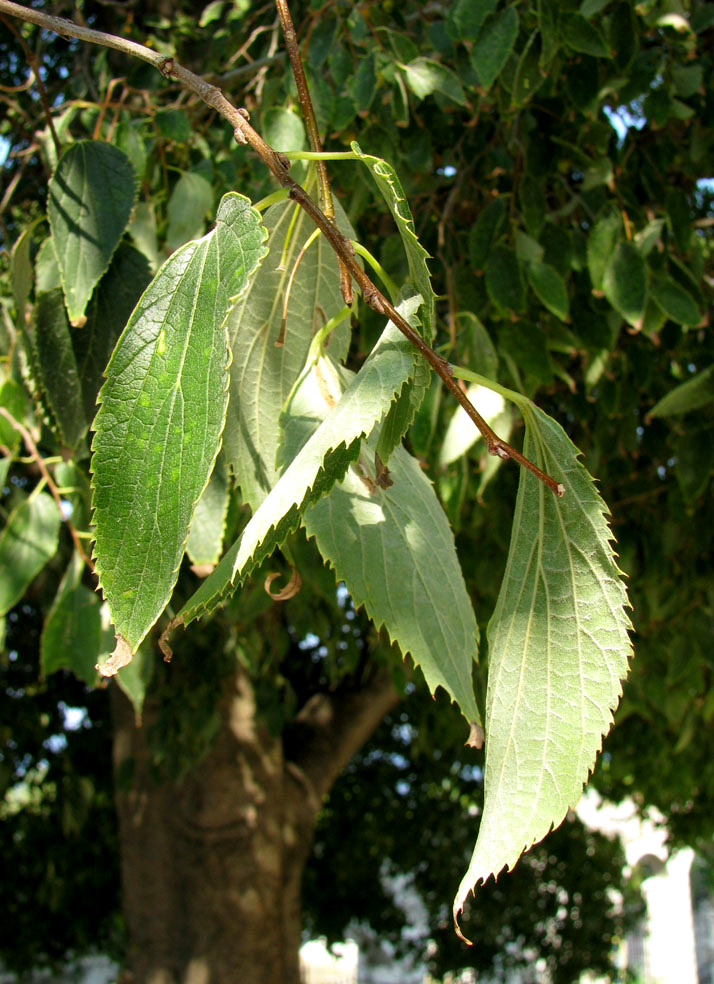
[274,0,353,306]
[0,407,94,569]
[0,0,564,497]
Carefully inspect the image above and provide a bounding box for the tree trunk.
[111,662,398,984]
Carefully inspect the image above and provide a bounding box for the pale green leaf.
[262,108,306,152]
[439,384,511,467]
[471,8,519,90]
[403,57,466,105]
[649,365,714,417]
[223,197,354,511]
[177,299,422,630]
[454,404,631,928]
[35,237,61,293]
[11,221,39,330]
[0,379,28,454]
[92,193,269,663]
[602,241,647,327]
[166,171,214,253]
[351,143,435,459]
[306,437,481,726]
[0,492,61,615]
[48,141,136,325]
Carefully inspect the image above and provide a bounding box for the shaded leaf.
[469,198,508,271]
[34,289,87,448]
[485,246,525,314]
[0,492,61,616]
[447,0,497,41]
[48,141,136,325]
[454,403,631,928]
[186,452,230,569]
[650,277,700,327]
[676,430,714,502]
[649,365,714,417]
[587,212,621,291]
[41,550,104,685]
[92,193,269,659]
[602,242,646,327]
[262,108,306,152]
[471,8,519,90]
[0,380,27,454]
[560,13,611,57]
[166,171,214,253]
[526,261,570,321]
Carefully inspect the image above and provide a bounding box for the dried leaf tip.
[466,721,484,749]
[97,635,133,677]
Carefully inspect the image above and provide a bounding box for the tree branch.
[284,670,400,806]
[0,0,564,497]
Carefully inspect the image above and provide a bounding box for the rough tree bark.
[111,660,399,984]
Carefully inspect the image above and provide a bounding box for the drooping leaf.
[526,261,570,321]
[650,277,700,327]
[47,141,136,325]
[648,365,714,418]
[454,403,631,931]
[676,430,714,502]
[11,221,38,330]
[306,436,481,728]
[176,299,422,631]
[41,550,105,685]
[447,0,497,41]
[92,193,269,666]
[602,241,647,328]
[34,289,87,448]
[166,171,214,253]
[471,8,519,90]
[223,197,354,512]
[403,57,466,105]
[0,492,61,616]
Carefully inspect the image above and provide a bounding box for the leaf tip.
[453,896,474,946]
[465,721,484,749]
[97,635,134,677]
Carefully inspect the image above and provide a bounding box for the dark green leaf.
[587,212,621,290]
[526,261,570,322]
[649,366,714,418]
[560,13,611,57]
[40,551,105,685]
[0,380,27,454]
[676,430,714,502]
[485,246,525,314]
[47,141,136,325]
[447,0,497,41]
[469,198,508,271]
[512,32,545,108]
[34,289,87,448]
[650,278,700,327]
[471,8,519,90]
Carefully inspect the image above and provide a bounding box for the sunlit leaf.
[92,193,268,665]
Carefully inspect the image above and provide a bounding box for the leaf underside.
[454,403,632,932]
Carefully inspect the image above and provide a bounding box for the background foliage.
[1,0,713,979]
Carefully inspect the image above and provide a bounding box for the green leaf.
[186,452,230,569]
[602,241,647,327]
[512,31,545,108]
[469,198,508,271]
[0,492,61,616]
[649,365,714,418]
[403,57,466,105]
[0,380,28,454]
[350,144,436,457]
[11,222,38,330]
[40,551,105,685]
[439,383,510,467]
[526,261,570,321]
[176,299,422,631]
[35,237,61,293]
[116,643,155,722]
[166,171,214,253]
[650,277,700,327]
[48,141,136,325]
[306,436,481,727]
[471,8,519,90]
[447,0,497,41]
[454,403,631,927]
[91,193,269,665]
[560,13,611,57]
[485,246,525,314]
[223,198,354,512]
[587,212,621,291]
[34,289,87,448]
[77,243,153,425]
[262,108,306,152]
